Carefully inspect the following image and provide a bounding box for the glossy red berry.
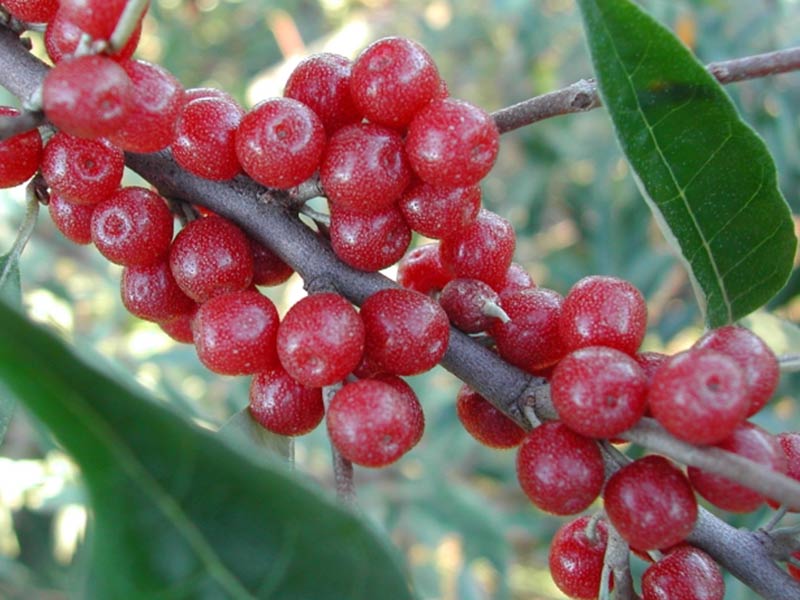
[491,287,566,373]
[277,292,365,388]
[2,0,59,23]
[360,288,450,376]
[58,0,145,40]
[43,54,133,139]
[559,275,647,356]
[249,238,293,287]
[772,432,800,510]
[635,351,668,384]
[249,367,325,436]
[108,59,185,153]
[456,385,525,449]
[604,455,698,550]
[320,123,410,214]
[648,348,749,445]
[641,546,724,600]
[439,278,506,333]
[48,192,95,245]
[398,181,481,240]
[121,259,196,322]
[0,107,42,189]
[284,52,362,135]
[236,97,326,189]
[688,422,787,513]
[45,7,142,63]
[494,262,535,297]
[173,96,244,181]
[91,187,174,266]
[549,517,610,600]
[192,290,280,376]
[517,422,605,515]
[405,98,499,187]
[329,204,411,272]
[158,308,197,344]
[41,133,124,205]
[694,325,780,417]
[396,243,453,295]
[350,37,441,129]
[374,375,425,447]
[551,346,648,438]
[169,216,254,303]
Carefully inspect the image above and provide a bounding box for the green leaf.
[219,408,293,462]
[0,252,21,307]
[576,0,797,327]
[0,301,414,600]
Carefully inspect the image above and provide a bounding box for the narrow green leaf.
[219,408,293,462]
[576,0,797,326]
[0,301,414,600]
[0,253,20,444]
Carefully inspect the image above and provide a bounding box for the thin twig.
[779,353,800,373]
[0,109,43,140]
[323,383,357,507]
[0,178,40,290]
[109,0,149,52]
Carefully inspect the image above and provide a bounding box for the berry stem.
[109,0,149,52]
[0,177,40,290]
[0,108,43,140]
[481,298,510,323]
[779,353,800,373]
[603,524,638,600]
[323,383,357,506]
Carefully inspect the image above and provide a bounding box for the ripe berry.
[320,123,411,214]
[235,97,326,189]
[329,204,411,272]
[192,290,280,376]
[91,187,174,266]
[350,37,441,129]
[439,209,515,289]
[374,375,425,447]
[559,275,647,356]
[169,216,254,303]
[0,107,42,189]
[48,192,95,245]
[694,325,780,416]
[249,367,325,436]
[121,259,196,322]
[405,98,499,187]
[456,384,525,449]
[173,96,244,181]
[249,238,293,287]
[326,379,424,468]
[360,288,450,376]
[641,546,724,600]
[687,422,787,513]
[396,243,453,295]
[45,7,142,63]
[648,348,749,445]
[41,133,124,205]
[771,432,800,510]
[398,181,481,240]
[2,0,59,23]
[58,0,145,41]
[439,278,506,333]
[551,346,648,438]
[284,52,362,135]
[604,455,698,550]
[158,308,197,344]
[516,422,604,515]
[276,292,365,388]
[635,351,668,384]
[42,55,133,140]
[494,262,535,297]
[549,516,610,600]
[491,287,566,373]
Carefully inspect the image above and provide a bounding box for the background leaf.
[576,0,796,327]
[0,300,414,600]
[219,408,293,462]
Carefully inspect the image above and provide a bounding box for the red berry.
[58,0,146,41]
[405,98,499,187]
[604,455,698,550]
[158,308,197,344]
[249,238,293,287]
[516,422,605,515]
[192,290,280,376]
[45,7,141,63]
[41,133,124,205]
[641,546,724,600]
[687,422,787,513]
[169,216,254,303]
[549,516,610,600]
[121,259,196,322]
[398,181,481,240]
[491,288,566,373]
[439,278,505,333]
[2,0,59,22]
[551,346,648,438]
[183,87,237,104]
[249,367,324,436]
[694,325,780,416]
[456,384,525,449]
[350,37,441,129]
[559,275,647,356]
[326,378,424,467]
[329,204,411,272]
[373,375,425,447]
[108,59,185,153]
[173,96,244,181]
[91,187,174,266]
[361,288,450,376]
[43,54,133,139]
[320,123,411,214]
[48,192,95,245]
[235,97,326,189]
[494,262,535,297]
[284,53,362,135]
[396,243,453,295]
[648,348,749,445]
[0,107,42,189]
[635,351,668,384]
[772,432,800,511]
[276,292,365,388]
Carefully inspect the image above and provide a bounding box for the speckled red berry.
[549,517,610,600]
[249,367,324,436]
[642,546,724,600]
[439,278,506,333]
[121,259,196,322]
[456,384,525,449]
[3,0,59,23]
[396,243,453,295]
[0,107,42,189]
[398,181,481,240]
[329,204,411,272]
[48,192,95,245]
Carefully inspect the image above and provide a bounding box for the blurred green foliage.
[0,0,798,598]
